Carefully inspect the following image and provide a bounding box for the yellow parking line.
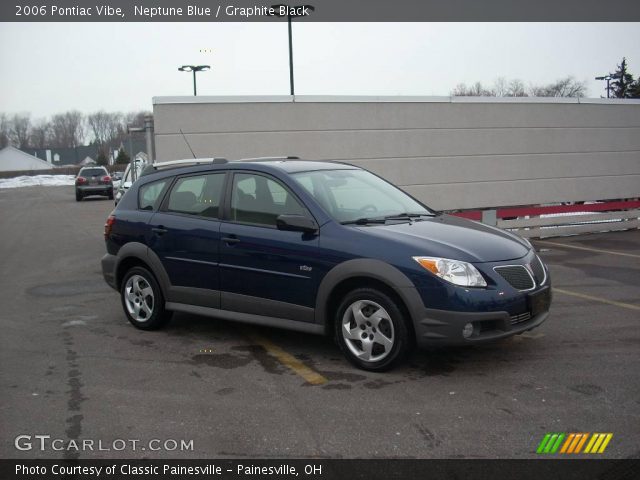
[246,332,328,385]
[554,288,640,311]
[536,240,640,259]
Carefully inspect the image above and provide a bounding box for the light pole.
[270,5,315,95]
[178,65,210,96]
[595,75,612,98]
[595,73,620,98]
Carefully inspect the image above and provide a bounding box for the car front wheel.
[335,288,411,371]
[120,266,172,330]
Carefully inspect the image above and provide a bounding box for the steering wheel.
[359,204,378,214]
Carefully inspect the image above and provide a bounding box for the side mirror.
[123,181,132,189]
[276,214,318,234]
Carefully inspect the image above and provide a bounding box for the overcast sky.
[1,22,639,118]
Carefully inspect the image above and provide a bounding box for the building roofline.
[153,95,640,106]
[0,146,53,168]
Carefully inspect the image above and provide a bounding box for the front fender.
[314,258,424,332]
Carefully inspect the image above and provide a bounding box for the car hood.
[355,214,530,263]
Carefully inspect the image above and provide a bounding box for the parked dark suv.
[76,166,113,201]
[101,158,551,370]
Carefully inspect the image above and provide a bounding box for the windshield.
[292,169,433,224]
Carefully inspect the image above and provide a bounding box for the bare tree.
[529,76,587,98]
[493,77,508,97]
[453,76,585,98]
[491,78,528,97]
[10,114,32,149]
[451,82,496,96]
[124,111,151,133]
[29,119,51,149]
[0,113,10,149]
[87,111,125,159]
[1,108,149,150]
[507,79,528,97]
[87,111,123,145]
[49,111,85,148]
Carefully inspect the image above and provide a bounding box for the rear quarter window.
[138,179,169,211]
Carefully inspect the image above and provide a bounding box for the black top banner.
[2,0,640,22]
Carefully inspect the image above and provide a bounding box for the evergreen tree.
[607,58,635,98]
[96,150,109,166]
[628,79,640,99]
[115,148,131,165]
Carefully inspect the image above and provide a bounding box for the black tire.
[107,190,114,200]
[75,190,82,202]
[120,266,172,330]
[334,288,412,371]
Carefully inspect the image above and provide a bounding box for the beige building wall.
[153,96,640,211]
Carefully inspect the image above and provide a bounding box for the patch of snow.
[0,175,76,189]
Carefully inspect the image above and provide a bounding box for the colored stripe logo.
[536,433,612,454]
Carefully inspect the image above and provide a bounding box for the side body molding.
[314,258,425,332]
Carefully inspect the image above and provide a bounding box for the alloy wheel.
[124,275,155,322]
[341,299,395,363]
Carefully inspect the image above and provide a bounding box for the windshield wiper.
[384,212,434,221]
[341,217,387,225]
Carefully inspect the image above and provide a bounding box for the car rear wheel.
[120,266,172,330]
[335,288,411,371]
[107,189,114,200]
[75,190,82,202]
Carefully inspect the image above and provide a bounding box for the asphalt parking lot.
[1,185,639,459]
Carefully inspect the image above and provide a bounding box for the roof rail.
[150,158,227,168]
[139,157,227,177]
[234,156,300,162]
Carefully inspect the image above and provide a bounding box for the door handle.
[222,236,240,245]
[152,227,168,235]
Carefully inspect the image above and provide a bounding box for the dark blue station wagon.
[101,158,551,371]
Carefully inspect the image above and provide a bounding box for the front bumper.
[414,288,551,347]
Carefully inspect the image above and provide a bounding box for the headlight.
[412,256,487,287]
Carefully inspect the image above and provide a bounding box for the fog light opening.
[462,322,474,339]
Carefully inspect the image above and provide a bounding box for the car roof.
[237,159,356,173]
[137,157,357,180]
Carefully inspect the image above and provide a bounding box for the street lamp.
[270,4,315,95]
[178,65,210,96]
[595,73,620,98]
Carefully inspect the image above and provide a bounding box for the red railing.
[450,200,640,221]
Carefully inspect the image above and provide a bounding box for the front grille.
[529,255,546,285]
[494,265,535,290]
[510,312,532,325]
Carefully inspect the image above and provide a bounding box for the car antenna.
[180,129,197,159]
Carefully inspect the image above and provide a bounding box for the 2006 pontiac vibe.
[101,158,551,371]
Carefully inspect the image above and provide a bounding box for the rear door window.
[165,173,225,218]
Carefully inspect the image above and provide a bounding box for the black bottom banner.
[2,459,640,480]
